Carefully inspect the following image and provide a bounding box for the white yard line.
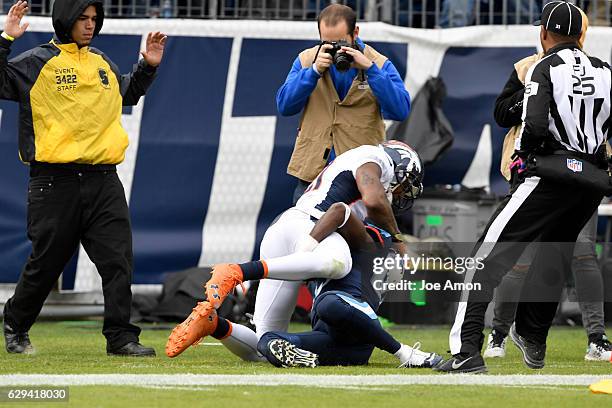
[0,374,610,387]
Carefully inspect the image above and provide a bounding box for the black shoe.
[509,325,545,369]
[3,323,34,354]
[588,333,612,351]
[432,353,487,374]
[107,342,156,357]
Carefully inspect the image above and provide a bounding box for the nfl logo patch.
[567,158,583,173]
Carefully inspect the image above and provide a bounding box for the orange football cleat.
[165,301,218,358]
[205,264,245,309]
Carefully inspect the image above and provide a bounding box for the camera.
[321,40,354,72]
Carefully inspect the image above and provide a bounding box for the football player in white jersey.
[165,141,424,361]
[253,202,442,368]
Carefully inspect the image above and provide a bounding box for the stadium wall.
[0,18,610,291]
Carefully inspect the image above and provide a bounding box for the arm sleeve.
[365,60,411,121]
[118,59,158,107]
[518,63,552,152]
[276,56,321,116]
[0,36,24,101]
[494,69,525,128]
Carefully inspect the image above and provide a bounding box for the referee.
[1,1,165,356]
[436,1,611,373]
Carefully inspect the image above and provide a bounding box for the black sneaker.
[432,353,487,374]
[509,324,545,369]
[107,342,156,357]
[3,323,34,354]
[266,339,319,368]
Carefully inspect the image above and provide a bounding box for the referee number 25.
[572,64,595,96]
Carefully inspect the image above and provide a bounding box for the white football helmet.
[382,140,424,212]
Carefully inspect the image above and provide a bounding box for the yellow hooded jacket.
[0,0,157,165]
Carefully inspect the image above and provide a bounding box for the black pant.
[450,175,602,355]
[3,163,140,349]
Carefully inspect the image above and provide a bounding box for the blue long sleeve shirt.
[276,38,411,122]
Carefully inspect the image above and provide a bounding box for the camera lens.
[334,53,353,72]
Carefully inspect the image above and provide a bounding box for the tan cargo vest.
[286,44,388,182]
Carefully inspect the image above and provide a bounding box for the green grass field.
[1,321,611,407]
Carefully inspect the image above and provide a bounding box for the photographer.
[276,4,411,203]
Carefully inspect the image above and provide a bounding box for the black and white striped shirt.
[516,43,611,155]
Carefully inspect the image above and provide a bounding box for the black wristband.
[0,35,14,49]
[140,59,158,74]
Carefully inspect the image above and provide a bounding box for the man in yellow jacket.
[1,0,166,356]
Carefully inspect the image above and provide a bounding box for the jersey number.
[572,65,595,96]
